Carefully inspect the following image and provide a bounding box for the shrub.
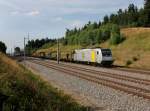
[110,24,124,45]
[110,33,122,45]
[0,54,86,111]
[0,41,7,53]
[132,56,138,61]
[126,60,132,66]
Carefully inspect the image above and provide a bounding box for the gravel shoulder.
[24,60,150,111]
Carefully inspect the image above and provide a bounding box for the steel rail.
[29,60,150,100]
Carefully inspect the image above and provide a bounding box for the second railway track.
[33,58,150,86]
[27,59,150,100]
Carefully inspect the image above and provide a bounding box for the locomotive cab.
[100,49,113,65]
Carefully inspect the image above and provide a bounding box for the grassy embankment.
[35,28,150,70]
[0,53,86,111]
[101,28,150,69]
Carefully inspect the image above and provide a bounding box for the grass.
[101,27,150,69]
[126,60,132,66]
[34,28,150,70]
[0,52,86,111]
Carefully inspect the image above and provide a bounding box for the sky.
[0,0,144,52]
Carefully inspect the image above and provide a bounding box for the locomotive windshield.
[101,49,112,57]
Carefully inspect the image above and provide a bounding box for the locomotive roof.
[74,48,112,52]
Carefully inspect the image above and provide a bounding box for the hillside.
[0,53,86,111]
[101,28,150,69]
[35,28,150,70]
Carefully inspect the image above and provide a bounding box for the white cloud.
[10,10,40,16]
[26,10,40,16]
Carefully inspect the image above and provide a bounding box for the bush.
[110,24,123,45]
[0,41,7,53]
[126,60,132,66]
[0,54,86,111]
[110,33,121,45]
[132,56,138,61]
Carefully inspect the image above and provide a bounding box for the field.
[35,28,150,70]
[0,53,86,111]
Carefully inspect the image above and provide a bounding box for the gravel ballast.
[25,61,150,111]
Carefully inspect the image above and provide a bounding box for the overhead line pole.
[24,37,26,61]
[57,38,60,64]
[27,33,30,56]
[24,34,30,62]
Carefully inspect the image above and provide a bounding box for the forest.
[26,38,57,52]
[26,0,150,51]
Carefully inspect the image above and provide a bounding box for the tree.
[102,30,110,41]
[110,25,122,45]
[88,31,96,45]
[62,38,68,45]
[103,15,109,24]
[96,30,102,44]
[14,47,21,53]
[110,33,121,45]
[110,14,118,24]
[128,4,136,13]
[127,4,139,26]
[87,21,91,26]
[93,22,98,29]
[144,0,150,9]
[14,47,21,56]
[66,29,70,37]
[98,21,102,27]
[0,41,7,53]
[144,0,150,26]
[82,25,88,30]
[138,8,145,26]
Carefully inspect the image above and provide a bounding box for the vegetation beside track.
[27,0,150,70]
[34,28,150,70]
[0,53,86,111]
[101,28,150,69]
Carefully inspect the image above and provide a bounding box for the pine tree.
[110,25,122,45]
[96,30,102,44]
[103,15,109,24]
[144,0,150,26]
[144,0,150,9]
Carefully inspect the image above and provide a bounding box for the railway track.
[28,59,150,100]
[27,57,150,75]
[114,67,150,76]
[34,59,150,86]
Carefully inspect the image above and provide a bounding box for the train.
[74,48,113,65]
[36,48,114,66]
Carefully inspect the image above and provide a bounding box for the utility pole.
[57,38,60,64]
[24,34,29,61]
[11,48,12,56]
[24,37,26,61]
[27,33,30,56]
[28,33,30,41]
